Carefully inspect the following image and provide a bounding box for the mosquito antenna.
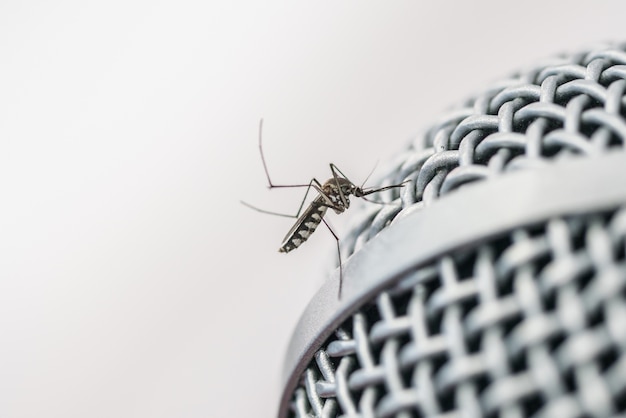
[359,160,379,189]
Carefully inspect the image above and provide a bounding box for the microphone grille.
[280,42,626,418]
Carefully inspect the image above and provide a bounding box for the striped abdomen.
[279,196,328,253]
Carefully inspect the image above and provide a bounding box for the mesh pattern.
[341,43,626,259]
[292,208,626,417]
[287,43,626,417]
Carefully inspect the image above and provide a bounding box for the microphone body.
[279,43,626,418]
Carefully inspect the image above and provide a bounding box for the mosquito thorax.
[318,177,352,214]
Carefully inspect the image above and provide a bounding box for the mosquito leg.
[241,178,323,219]
[321,217,343,299]
[258,118,316,190]
[329,163,355,185]
[251,119,328,216]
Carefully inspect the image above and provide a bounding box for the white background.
[0,1,624,417]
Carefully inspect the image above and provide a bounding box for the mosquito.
[241,119,407,297]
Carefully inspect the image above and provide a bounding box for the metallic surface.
[280,43,626,417]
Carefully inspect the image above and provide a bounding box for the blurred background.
[0,1,625,417]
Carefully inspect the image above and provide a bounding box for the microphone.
[278,42,626,418]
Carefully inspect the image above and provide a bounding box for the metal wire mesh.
[283,43,626,418]
[292,208,626,417]
[340,42,626,260]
